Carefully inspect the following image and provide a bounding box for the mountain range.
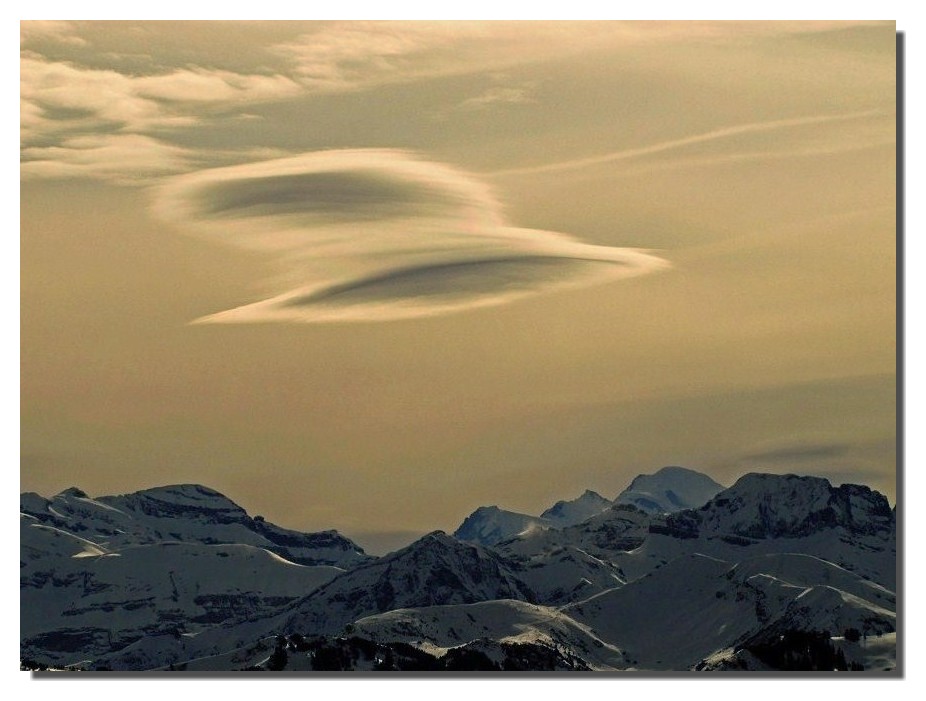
[20,467,897,672]
[452,466,724,546]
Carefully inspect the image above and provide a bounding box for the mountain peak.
[658,465,695,472]
[453,505,549,547]
[540,489,613,527]
[617,466,724,514]
[381,530,473,559]
[55,486,89,499]
[422,529,454,543]
[97,484,249,525]
[284,526,533,636]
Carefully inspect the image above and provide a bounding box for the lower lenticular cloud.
[154,150,668,323]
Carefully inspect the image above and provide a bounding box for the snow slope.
[504,545,625,605]
[565,550,895,670]
[352,599,627,670]
[21,536,341,666]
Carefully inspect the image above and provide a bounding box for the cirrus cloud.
[154,149,669,323]
[21,21,890,184]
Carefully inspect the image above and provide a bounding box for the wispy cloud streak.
[154,150,668,323]
[487,111,885,177]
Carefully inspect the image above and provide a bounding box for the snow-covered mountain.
[500,502,651,561]
[503,544,626,605]
[20,535,341,667]
[20,484,369,567]
[691,472,894,540]
[630,473,898,589]
[452,506,551,546]
[352,599,627,670]
[539,490,612,527]
[281,531,534,636]
[614,465,725,514]
[20,483,370,668]
[21,471,897,672]
[454,467,721,547]
[492,504,649,603]
[565,550,895,670]
[286,548,895,672]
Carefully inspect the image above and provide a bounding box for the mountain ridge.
[453,465,726,546]
[20,470,897,672]
[20,483,369,568]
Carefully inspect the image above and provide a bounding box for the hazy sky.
[20,21,896,552]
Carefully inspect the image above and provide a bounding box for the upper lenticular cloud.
[154,150,668,323]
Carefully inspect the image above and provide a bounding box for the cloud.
[21,21,889,183]
[456,84,537,111]
[269,22,555,92]
[20,56,173,142]
[154,149,668,323]
[20,53,298,184]
[20,21,88,47]
[487,110,886,177]
[21,134,191,183]
[20,56,300,138]
[132,70,301,104]
[727,434,894,496]
[19,55,302,179]
[740,442,850,463]
[270,21,886,95]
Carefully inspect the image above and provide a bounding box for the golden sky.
[20,21,896,551]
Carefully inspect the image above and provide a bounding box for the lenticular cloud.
[154,150,668,323]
